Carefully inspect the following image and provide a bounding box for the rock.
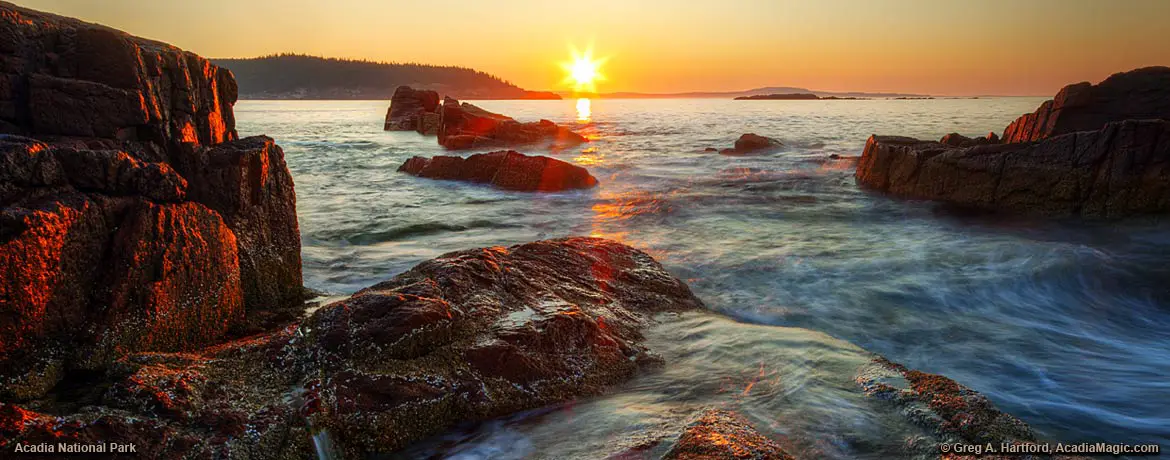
[856,68,1170,218]
[856,357,1089,459]
[300,237,704,456]
[704,147,718,152]
[398,150,599,192]
[829,153,841,160]
[0,3,302,400]
[0,325,311,459]
[720,133,782,155]
[0,237,704,459]
[0,2,238,149]
[940,133,973,147]
[384,86,440,131]
[663,409,794,460]
[1001,66,1170,143]
[437,97,587,149]
[170,136,303,322]
[417,112,440,135]
[856,119,1170,217]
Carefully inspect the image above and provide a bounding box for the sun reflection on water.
[576,98,591,123]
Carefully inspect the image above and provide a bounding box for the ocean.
[235,98,1170,459]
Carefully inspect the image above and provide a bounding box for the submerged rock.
[855,67,1170,218]
[437,97,587,149]
[720,133,782,155]
[384,86,441,131]
[857,357,1088,459]
[398,150,599,192]
[1001,66,1170,143]
[664,409,794,460]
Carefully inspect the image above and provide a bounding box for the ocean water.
[235,98,1170,458]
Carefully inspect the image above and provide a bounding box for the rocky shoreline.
[855,66,1170,217]
[1,2,1160,459]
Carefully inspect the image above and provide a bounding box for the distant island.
[211,54,561,100]
[563,86,928,99]
[734,93,863,100]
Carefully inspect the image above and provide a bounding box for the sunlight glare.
[560,45,608,93]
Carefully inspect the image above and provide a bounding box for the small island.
[734,93,864,100]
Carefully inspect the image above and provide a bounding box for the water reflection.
[576,98,591,123]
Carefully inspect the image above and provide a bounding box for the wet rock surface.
[856,67,1170,218]
[383,86,440,132]
[663,409,794,460]
[0,2,302,400]
[1,237,705,459]
[857,357,1088,460]
[438,96,587,149]
[399,149,599,192]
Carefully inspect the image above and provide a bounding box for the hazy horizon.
[13,0,1170,96]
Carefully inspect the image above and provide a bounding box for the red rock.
[437,97,586,149]
[398,150,599,192]
[664,409,794,460]
[720,133,782,155]
[301,237,704,456]
[384,86,440,131]
[170,136,303,319]
[0,3,238,148]
[1001,66,1170,143]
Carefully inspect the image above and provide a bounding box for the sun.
[560,45,607,93]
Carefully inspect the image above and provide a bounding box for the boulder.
[1001,66,1170,143]
[437,97,587,149]
[663,410,794,460]
[383,86,440,131]
[0,3,302,400]
[398,150,599,192]
[720,133,782,155]
[856,119,1170,217]
[0,237,705,459]
[0,2,238,150]
[170,136,303,323]
[856,67,1170,218]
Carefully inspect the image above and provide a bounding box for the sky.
[16,0,1170,96]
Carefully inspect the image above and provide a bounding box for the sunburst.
[560,45,608,93]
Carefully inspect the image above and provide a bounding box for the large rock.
[0,237,705,459]
[0,2,302,400]
[383,86,440,131]
[437,96,587,149]
[398,150,599,192]
[720,133,782,155]
[1001,67,1170,143]
[856,67,1170,218]
[856,120,1170,217]
[170,136,303,322]
[663,410,794,460]
[0,1,238,151]
[0,139,246,400]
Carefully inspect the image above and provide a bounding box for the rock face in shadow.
[0,2,301,400]
[1001,67,1170,143]
[384,86,440,132]
[438,96,587,149]
[855,67,1170,218]
[1,238,705,459]
[720,133,782,155]
[663,409,794,460]
[398,150,599,192]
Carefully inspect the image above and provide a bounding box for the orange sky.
[18,0,1170,96]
